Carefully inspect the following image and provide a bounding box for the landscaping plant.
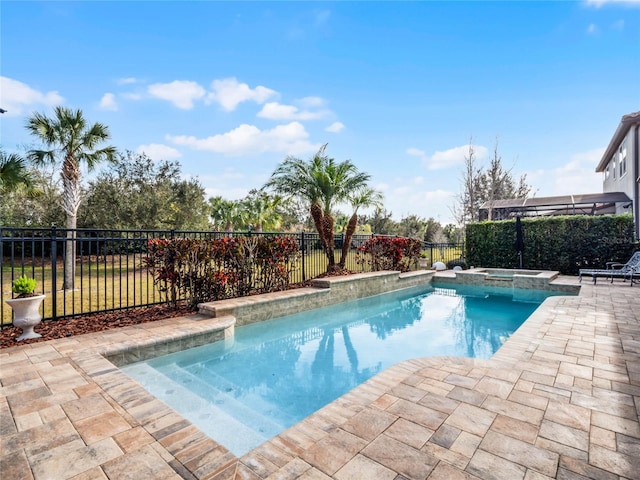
[11,275,37,298]
[356,236,422,272]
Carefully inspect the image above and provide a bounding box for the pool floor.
[122,284,558,456]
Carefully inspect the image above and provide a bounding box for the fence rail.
[1,227,464,327]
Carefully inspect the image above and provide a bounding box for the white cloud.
[148,80,206,109]
[117,77,138,85]
[257,101,328,120]
[406,147,426,158]
[585,0,640,7]
[587,23,598,34]
[299,96,325,108]
[314,9,331,26]
[528,148,604,197]
[612,19,625,29]
[325,121,345,133]
[0,76,64,116]
[207,77,277,111]
[99,93,118,111]
[136,143,182,160]
[122,92,142,100]
[427,144,488,170]
[167,121,320,156]
[383,182,457,223]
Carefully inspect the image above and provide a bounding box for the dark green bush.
[466,214,636,275]
[446,258,468,270]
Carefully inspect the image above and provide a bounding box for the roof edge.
[596,111,640,172]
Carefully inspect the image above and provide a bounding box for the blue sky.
[1,1,639,225]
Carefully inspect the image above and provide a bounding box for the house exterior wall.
[601,129,635,211]
[598,116,640,239]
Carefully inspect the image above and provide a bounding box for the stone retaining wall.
[198,270,435,326]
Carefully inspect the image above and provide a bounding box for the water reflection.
[142,285,541,434]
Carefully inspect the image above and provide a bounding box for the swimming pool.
[122,283,561,456]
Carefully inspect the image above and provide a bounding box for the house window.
[612,157,616,179]
[619,140,627,177]
[605,166,610,179]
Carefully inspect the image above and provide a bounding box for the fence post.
[301,231,306,282]
[51,226,58,321]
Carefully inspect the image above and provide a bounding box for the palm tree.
[0,151,34,193]
[264,144,375,273]
[338,187,383,269]
[26,106,116,289]
[242,191,282,232]
[209,196,242,231]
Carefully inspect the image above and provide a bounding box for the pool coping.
[1,273,639,479]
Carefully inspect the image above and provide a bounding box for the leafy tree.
[0,151,34,193]
[361,208,397,235]
[264,144,376,273]
[0,165,63,227]
[423,217,443,242]
[276,197,310,232]
[80,151,210,230]
[443,223,464,243]
[26,106,116,289]
[396,214,427,239]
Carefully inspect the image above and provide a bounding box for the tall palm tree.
[264,144,375,273]
[0,151,34,193]
[26,106,116,289]
[338,187,383,269]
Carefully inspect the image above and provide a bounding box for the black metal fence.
[1,227,464,326]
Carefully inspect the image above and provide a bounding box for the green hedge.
[466,215,637,275]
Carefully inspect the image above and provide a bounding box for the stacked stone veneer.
[198,270,435,326]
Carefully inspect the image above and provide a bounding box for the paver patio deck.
[1,275,639,479]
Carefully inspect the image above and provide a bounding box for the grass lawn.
[2,246,464,325]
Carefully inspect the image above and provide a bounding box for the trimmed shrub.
[145,236,300,307]
[356,236,422,272]
[466,214,636,275]
[446,258,468,270]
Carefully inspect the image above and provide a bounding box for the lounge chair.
[579,252,640,286]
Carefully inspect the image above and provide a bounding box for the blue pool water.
[122,283,559,455]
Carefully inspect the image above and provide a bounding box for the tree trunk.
[310,202,339,272]
[63,213,76,290]
[338,213,358,268]
[61,158,81,291]
[322,214,336,271]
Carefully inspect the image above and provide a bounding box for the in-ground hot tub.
[439,267,579,295]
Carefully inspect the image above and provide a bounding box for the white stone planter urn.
[6,295,46,341]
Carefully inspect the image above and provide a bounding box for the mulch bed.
[0,276,333,350]
[0,303,195,350]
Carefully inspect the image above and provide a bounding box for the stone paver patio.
[1,275,639,479]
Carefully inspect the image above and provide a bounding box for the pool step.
[161,363,291,434]
[123,362,286,456]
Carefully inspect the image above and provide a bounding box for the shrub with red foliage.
[145,236,300,307]
[356,236,422,272]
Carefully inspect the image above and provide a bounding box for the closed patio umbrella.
[515,216,524,269]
